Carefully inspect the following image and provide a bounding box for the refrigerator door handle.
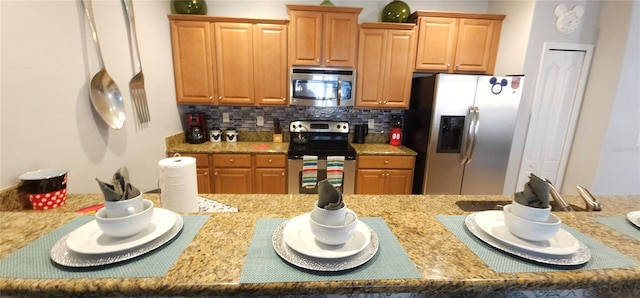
[460,106,475,164]
[465,107,480,164]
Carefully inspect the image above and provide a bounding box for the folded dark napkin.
[514,174,549,208]
[317,179,343,210]
[96,166,141,201]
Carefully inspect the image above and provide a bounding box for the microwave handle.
[337,78,342,106]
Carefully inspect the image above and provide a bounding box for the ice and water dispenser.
[436,116,465,153]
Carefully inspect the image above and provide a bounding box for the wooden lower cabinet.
[168,152,285,194]
[356,155,415,194]
[167,153,212,193]
[254,154,287,194]
[212,154,253,194]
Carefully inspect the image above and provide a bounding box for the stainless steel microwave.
[290,67,355,107]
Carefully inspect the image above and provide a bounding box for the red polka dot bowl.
[19,168,68,210]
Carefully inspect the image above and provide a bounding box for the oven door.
[287,159,355,194]
[290,68,354,107]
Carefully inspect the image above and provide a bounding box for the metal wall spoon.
[81,0,126,129]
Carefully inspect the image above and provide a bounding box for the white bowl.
[510,200,551,222]
[96,199,154,238]
[503,204,561,241]
[309,215,357,246]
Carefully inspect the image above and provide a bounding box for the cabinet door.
[415,17,457,72]
[196,167,211,193]
[289,10,323,66]
[385,169,414,194]
[214,22,254,105]
[381,29,416,109]
[254,24,288,106]
[324,12,358,67]
[355,169,386,194]
[454,18,499,73]
[213,168,253,194]
[255,168,286,194]
[356,29,386,108]
[170,21,215,103]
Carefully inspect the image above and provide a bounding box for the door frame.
[518,42,594,191]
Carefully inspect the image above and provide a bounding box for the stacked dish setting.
[273,199,380,271]
[503,202,561,242]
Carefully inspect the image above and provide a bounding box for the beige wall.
[564,0,639,194]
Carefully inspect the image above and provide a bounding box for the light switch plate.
[257,116,264,126]
[368,119,375,129]
[223,113,230,123]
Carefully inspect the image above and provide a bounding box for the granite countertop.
[351,143,417,156]
[165,133,417,156]
[1,194,639,297]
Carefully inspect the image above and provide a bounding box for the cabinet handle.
[204,171,208,176]
[218,96,222,100]
[378,100,383,104]
[455,64,459,70]
[281,172,285,176]
[447,63,451,68]
[268,159,273,164]
[384,160,389,164]
[316,59,320,63]
[229,159,234,163]
[383,100,388,104]
[209,96,213,101]
[214,172,218,176]
[325,59,329,63]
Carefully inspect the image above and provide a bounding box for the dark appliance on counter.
[287,120,357,194]
[353,124,368,144]
[404,74,525,195]
[185,112,207,144]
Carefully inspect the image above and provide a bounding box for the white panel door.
[517,44,592,191]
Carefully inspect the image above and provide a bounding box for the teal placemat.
[437,215,638,273]
[240,217,422,283]
[591,217,640,241]
[0,214,209,279]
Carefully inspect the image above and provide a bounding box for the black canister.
[353,124,368,144]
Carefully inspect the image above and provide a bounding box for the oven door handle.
[337,78,342,106]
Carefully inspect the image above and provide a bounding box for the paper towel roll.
[158,156,199,212]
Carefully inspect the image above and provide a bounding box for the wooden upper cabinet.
[214,22,254,105]
[356,23,416,109]
[253,24,288,106]
[411,11,505,74]
[168,15,288,106]
[414,17,457,72]
[287,5,362,67]
[454,18,500,73]
[169,20,215,104]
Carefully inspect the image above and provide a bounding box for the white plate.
[66,208,178,255]
[626,211,640,228]
[51,213,183,267]
[273,220,379,271]
[283,213,371,259]
[465,213,590,266]
[474,210,580,256]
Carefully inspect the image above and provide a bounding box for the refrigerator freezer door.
[460,76,524,194]
[424,74,478,194]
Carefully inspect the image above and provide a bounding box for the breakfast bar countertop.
[1,194,639,297]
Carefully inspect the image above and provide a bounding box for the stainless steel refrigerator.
[404,74,524,195]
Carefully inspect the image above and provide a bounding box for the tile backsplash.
[184,105,404,133]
